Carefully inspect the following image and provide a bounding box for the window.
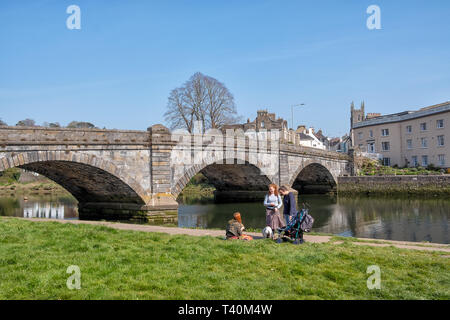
[421,155,428,167]
[421,137,428,148]
[420,122,427,131]
[382,158,391,166]
[438,154,445,166]
[381,129,389,136]
[437,135,445,147]
[369,130,373,138]
[381,141,390,151]
[367,143,375,153]
[261,121,265,128]
[406,125,412,133]
[407,139,413,149]
[412,156,418,167]
[437,119,444,129]
[358,132,363,139]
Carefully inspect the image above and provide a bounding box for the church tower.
[350,101,365,128]
[350,101,366,147]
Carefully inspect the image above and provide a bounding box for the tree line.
[0,119,97,129]
[1,72,243,131]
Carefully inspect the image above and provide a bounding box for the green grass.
[0,218,448,300]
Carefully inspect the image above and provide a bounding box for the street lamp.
[291,103,305,130]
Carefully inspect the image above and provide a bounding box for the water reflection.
[320,197,450,244]
[0,193,449,244]
[178,195,450,244]
[24,203,66,219]
[0,195,78,220]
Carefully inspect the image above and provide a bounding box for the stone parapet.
[0,126,150,146]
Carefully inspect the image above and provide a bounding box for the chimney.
[296,125,306,133]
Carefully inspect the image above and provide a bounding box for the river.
[1,194,449,244]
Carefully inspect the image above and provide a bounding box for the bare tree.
[164,72,240,133]
[165,86,197,133]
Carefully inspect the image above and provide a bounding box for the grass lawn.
[0,218,448,300]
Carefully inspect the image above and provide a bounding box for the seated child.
[226,212,253,241]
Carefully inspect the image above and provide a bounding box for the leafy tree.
[42,122,61,128]
[16,119,36,127]
[0,119,7,126]
[67,121,96,129]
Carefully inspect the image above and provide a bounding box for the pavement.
[16,217,450,254]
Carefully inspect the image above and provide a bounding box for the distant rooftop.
[299,132,314,140]
[353,101,450,129]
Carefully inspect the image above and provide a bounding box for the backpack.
[300,210,314,232]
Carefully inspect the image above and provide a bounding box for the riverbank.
[0,168,70,196]
[0,217,448,299]
[0,181,70,196]
[338,175,450,196]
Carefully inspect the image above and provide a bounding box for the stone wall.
[338,175,450,196]
[1,125,353,219]
[0,126,150,145]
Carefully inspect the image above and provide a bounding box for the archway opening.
[177,161,273,203]
[19,161,145,205]
[5,159,149,221]
[292,163,337,194]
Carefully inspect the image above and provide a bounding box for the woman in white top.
[264,184,285,232]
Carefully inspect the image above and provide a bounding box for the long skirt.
[266,209,286,231]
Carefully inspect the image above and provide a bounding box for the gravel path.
[16,217,450,253]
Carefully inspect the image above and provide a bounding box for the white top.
[264,193,282,210]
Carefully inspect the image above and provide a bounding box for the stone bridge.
[0,125,353,218]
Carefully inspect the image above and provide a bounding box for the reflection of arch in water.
[23,203,66,219]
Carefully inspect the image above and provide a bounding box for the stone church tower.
[350,101,365,147]
[350,101,365,128]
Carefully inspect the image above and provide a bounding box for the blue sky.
[1,0,449,137]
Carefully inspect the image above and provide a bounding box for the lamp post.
[291,103,305,130]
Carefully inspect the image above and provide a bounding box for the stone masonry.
[0,125,352,218]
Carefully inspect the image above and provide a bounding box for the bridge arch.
[289,160,337,194]
[172,157,275,198]
[0,151,148,205]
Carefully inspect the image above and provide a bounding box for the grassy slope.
[0,169,69,195]
[0,218,448,300]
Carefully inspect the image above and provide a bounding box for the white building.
[297,127,327,150]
